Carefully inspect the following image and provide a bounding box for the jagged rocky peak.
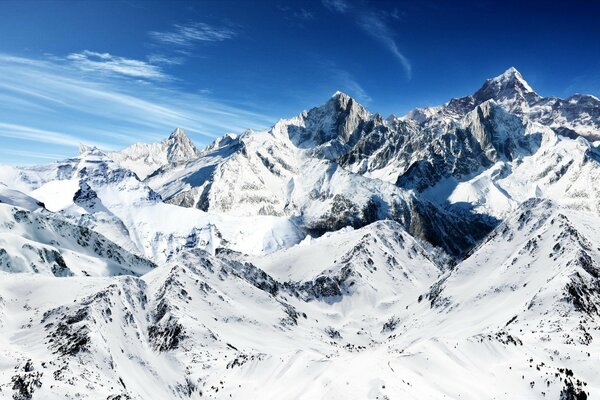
[78,143,106,157]
[165,127,199,163]
[473,67,541,109]
[326,91,371,125]
[287,91,371,148]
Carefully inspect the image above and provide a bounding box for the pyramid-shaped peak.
[325,91,368,113]
[503,66,520,76]
[473,67,540,109]
[169,127,189,140]
[165,128,199,163]
[331,90,351,100]
[483,67,535,94]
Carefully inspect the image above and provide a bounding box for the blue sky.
[1,0,599,164]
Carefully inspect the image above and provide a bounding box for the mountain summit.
[109,127,199,179]
[473,67,541,111]
[165,128,198,163]
[284,90,371,149]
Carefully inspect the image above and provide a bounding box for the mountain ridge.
[0,66,598,400]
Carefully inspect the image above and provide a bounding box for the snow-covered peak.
[326,90,367,113]
[473,67,540,110]
[109,128,199,180]
[78,144,107,157]
[484,67,535,94]
[283,91,371,149]
[500,67,532,89]
[164,128,198,163]
[168,127,186,140]
[330,90,352,101]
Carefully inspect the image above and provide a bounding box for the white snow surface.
[0,68,599,399]
[0,203,598,399]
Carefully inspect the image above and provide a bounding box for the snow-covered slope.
[0,67,599,399]
[427,130,600,218]
[250,220,442,303]
[0,146,304,263]
[1,204,597,399]
[0,202,155,276]
[0,184,44,211]
[145,93,495,257]
[0,221,447,400]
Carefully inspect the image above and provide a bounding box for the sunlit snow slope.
[0,67,599,400]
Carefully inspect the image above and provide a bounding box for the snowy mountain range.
[0,67,598,399]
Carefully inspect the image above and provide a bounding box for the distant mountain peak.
[477,67,536,96]
[325,91,368,116]
[78,143,106,157]
[107,128,200,180]
[79,143,93,154]
[169,127,187,140]
[492,67,534,92]
[473,67,540,111]
[285,92,371,148]
[164,128,199,163]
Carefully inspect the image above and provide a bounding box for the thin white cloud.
[390,8,405,20]
[319,61,372,103]
[322,1,412,79]
[0,122,116,149]
[149,22,236,47]
[0,148,69,161]
[0,54,276,161]
[293,9,315,21]
[336,71,372,103]
[322,0,350,14]
[357,13,412,79]
[67,50,168,80]
[147,53,185,65]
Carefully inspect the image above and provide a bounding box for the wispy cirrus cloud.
[322,0,350,14]
[67,50,168,80]
[293,9,315,21]
[318,60,372,103]
[0,122,116,149]
[322,0,412,79]
[0,54,275,164]
[146,53,185,66]
[0,148,70,162]
[357,13,412,79]
[277,5,316,27]
[335,70,372,103]
[149,22,236,47]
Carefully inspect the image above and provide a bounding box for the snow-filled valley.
[0,68,599,399]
